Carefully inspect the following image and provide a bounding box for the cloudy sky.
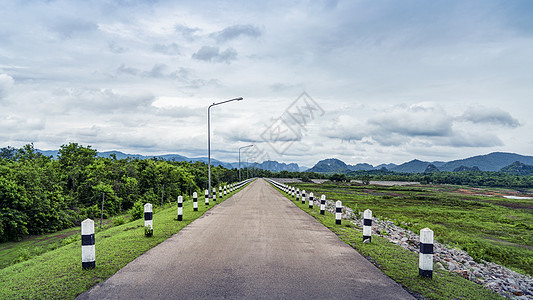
[1,0,532,167]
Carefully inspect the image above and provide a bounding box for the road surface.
[77,178,413,299]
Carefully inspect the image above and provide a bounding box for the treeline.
[0,143,271,242]
[346,169,533,188]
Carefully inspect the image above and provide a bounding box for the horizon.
[1,1,532,166]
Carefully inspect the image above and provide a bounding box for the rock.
[436,262,446,271]
[447,261,457,271]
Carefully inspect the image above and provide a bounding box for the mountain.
[424,164,440,173]
[349,163,374,171]
[250,160,300,172]
[453,165,481,172]
[306,158,351,173]
[375,163,398,170]
[439,152,533,172]
[500,161,533,175]
[391,159,431,173]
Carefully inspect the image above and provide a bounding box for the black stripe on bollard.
[82,261,96,269]
[419,228,434,279]
[420,243,433,254]
[81,234,95,245]
[363,219,372,226]
[335,201,342,225]
[144,212,153,220]
[320,195,326,215]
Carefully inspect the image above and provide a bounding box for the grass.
[273,184,504,300]
[292,182,533,276]
[0,186,246,299]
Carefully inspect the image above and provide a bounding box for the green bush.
[113,216,126,226]
[129,201,144,220]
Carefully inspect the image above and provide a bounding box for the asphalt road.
[77,178,414,299]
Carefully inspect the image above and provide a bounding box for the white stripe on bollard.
[193,192,198,211]
[363,209,372,242]
[224,185,227,195]
[177,196,183,221]
[309,192,314,208]
[205,189,209,205]
[320,195,326,215]
[81,218,95,269]
[419,228,434,278]
[335,201,342,225]
[144,203,153,236]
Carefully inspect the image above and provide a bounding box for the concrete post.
[193,192,198,211]
[363,209,372,242]
[205,189,209,205]
[335,201,342,225]
[177,196,183,221]
[81,218,95,269]
[419,228,434,278]
[219,186,222,198]
[213,187,217,201]
[309,192,314,208]
[144,203,153,236]
[320,195,326,215]
[296,188,300,202]
[224,185,227,196]
[301,190,306,204]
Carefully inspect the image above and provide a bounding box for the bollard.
[177,196,183,221]
[81,219,95,269]
[320,195,326,215]
[335,201,342,225]
[205,189,209,205]
[219,186,222,199]
[419,228,434,278]
[302,190,306,204]
[224,185,227,196]
[363,209,372,242]
[296,188,300,202]
[213,187,217,201]
[193,192,198,211]
[144,203,153,236]
[309,192,314,208]
[292,187,295,197]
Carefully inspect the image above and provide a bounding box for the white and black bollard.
[335,201,342,225]
[144,203,153,236]
[193,192,198,211]
[219,186,222,199]
[419,228,434,278]
[177,196,183,221]
[309,192,314,208]
[296,188,300,202]
[301,190,306,204]
[81,218,95,269]
[363,209,372,242]
[212,188,217,201]
[224,185,227,196]
[205,189,209,205]
[292,187,295,197]
[320,195,326,215]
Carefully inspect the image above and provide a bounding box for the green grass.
[292,182,533,276]
[274,185,504,300]
[0,186,246,299]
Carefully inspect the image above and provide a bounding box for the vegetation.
[0,143,256,242]
[290,182,533,276]
[272,184,504,300]
[0,188,243,299]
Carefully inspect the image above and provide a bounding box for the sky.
[1,0,532,168]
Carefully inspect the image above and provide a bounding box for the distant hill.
[424,164,440,173]
[306,158,351,173]
[350,163,374,171]
[391,159,431,173]
[453,165,481,172]
[439,152,533,172]
[250,160,300,172]
[500,161,533,175]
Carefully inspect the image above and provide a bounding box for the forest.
[0,143,272,242]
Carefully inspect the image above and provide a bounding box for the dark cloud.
[211,24,261,42]
[192,46,237,63]
[48,18,98,39]
[175,24,201,41]
[459,107,520,127]
[152,42,180,55]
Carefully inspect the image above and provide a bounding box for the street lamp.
[208,97,243,200]
[239,145,253,181]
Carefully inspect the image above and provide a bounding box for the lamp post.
[208,97,243,200]
[239,145,253,181]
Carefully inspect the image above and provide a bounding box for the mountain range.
[306,152,533,174]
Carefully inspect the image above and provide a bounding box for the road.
[77,178,414,299]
